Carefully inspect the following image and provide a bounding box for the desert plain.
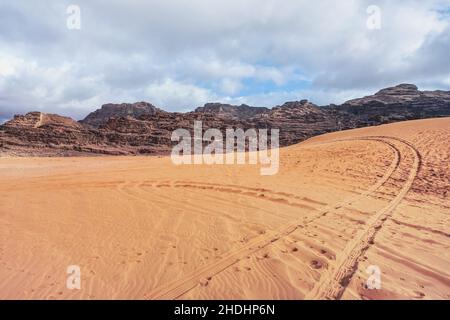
[0,117,449,300]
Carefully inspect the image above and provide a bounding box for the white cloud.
[226,87,371,108]
[144,79,216,111]
[0,55,20,77]
[0,0,449,120]
[220,78,243,95]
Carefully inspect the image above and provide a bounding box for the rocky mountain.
[248,100,340,146]
[195,103,269,120]
[80,102,162,128]
[339,84,450,125]
[0,112,97,156]
[1,84,449,156]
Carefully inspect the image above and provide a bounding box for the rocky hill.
[339,84,450,125]
[0,112,97,156]
[80,102,162,128]
[1,84,449,156]
[195,103,269,120]
[247,100,340,146]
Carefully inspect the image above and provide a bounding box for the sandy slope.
[0,118,448,300]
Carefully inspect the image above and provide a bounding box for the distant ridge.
[80,101,162,128]
[1,84,449,156]
[194,103,269,120]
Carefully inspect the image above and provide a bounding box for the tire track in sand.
[304,136,421,299]
[145,137,402,300]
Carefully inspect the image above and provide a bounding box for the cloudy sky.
[0,0,449,121]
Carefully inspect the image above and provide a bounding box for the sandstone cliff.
[1,84,449,156]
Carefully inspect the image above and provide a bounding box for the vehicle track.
[304,136,421,299]
[145,137,404,300]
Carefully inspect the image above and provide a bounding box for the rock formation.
[195,103,269,120]
[80,102,162,128]
[339,84,450,125]
[1,84,449,156]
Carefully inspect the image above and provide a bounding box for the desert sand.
[0,118,449,300]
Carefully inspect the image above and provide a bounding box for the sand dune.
[0,118,449,300]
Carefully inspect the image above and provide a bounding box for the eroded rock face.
[0,112,98,156]
[374,83,420,97]
[340,84,450,125]
[80,102,162,128]
[4,112,43,128]
[1,84,449,156]
[249,100,340,146]
[195,103,269,120]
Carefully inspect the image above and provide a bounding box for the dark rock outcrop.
[0,112,99,156]
[338,84,450,125]
[80,102,162,128]
[248,100,339,146]
[1,84,449,156]
[195,103,269,120]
